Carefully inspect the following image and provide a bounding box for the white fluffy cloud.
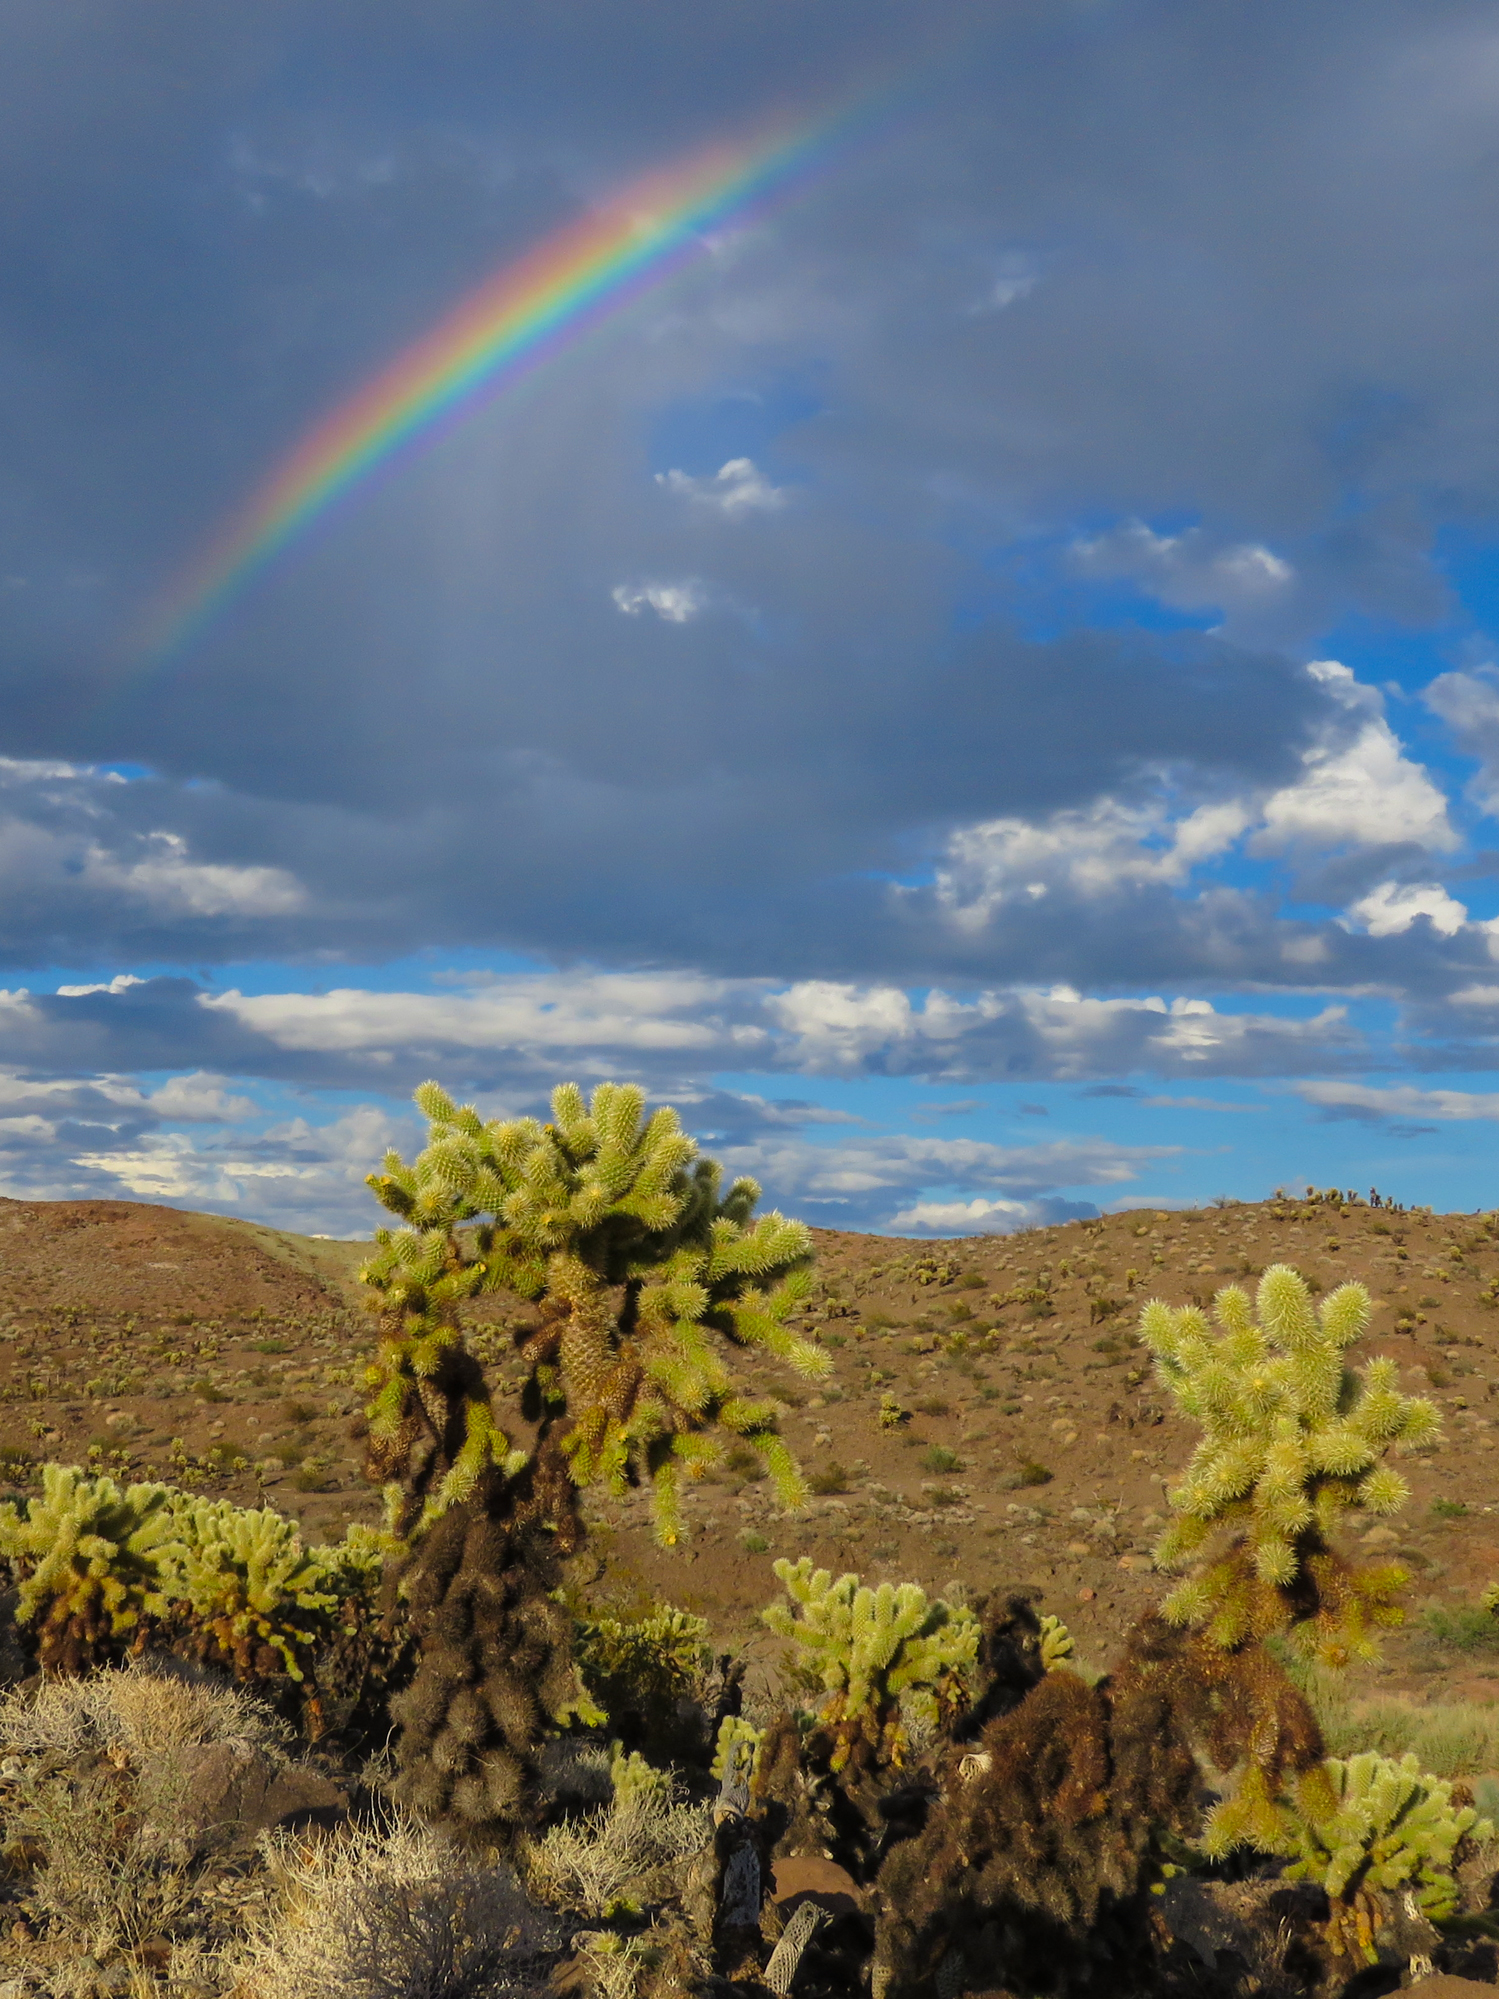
[1255,662,1455,854]
[1070,519,1293,614]
[654,457,787,516]
[610,579,706,622]
[934,796,1249,923]
[1345,880,1468,938]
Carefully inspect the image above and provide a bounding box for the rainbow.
[140,111,850,657]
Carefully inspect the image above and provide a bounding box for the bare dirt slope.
[1,1190,1497,1703]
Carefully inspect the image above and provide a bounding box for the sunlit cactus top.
[1141,1264,1440,1658]
[361,1079,828,1543]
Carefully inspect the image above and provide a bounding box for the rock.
[0,1978,36,1998]
[772,1855,863,1920]
[1406,1978,1499,1999]
[166,1740,346,1855]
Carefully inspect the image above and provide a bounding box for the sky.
[6,1,1499,1239]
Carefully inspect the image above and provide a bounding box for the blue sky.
[5,0,1499,1236]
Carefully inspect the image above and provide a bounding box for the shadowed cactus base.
[1141,1262,1440,1663]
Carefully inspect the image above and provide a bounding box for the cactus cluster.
[161,1499,388,1688]
[0,1465,386,1699]
[1262,1752,1490,1961]
[0,1466,178,1674]
[362,1079,826,1547]
[573,1604,710,1752]
[1142,1264,1439,1661]
[762,1557,979,1771]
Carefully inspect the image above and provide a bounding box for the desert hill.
[0,1188,1496,1701]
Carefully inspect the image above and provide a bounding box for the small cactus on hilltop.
[0,1465,180,1673]
[1229,1751,1492,1962]
[1141,1264,1439,1662]
[763,1556,979,1771]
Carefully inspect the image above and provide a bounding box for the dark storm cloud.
[2,1,1499,995]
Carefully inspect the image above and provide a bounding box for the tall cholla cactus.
[763,1557,979,1771]
[0,1466,178,1674]
[362,1078,826,1546]
[1142,1265,1439,1662]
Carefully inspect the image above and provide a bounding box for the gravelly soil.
[1,1189,1497,1705]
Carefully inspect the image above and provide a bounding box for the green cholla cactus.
[0,1466,180,1673]
[159,1498,388,1687]
[608,1742,674,1813]
[573,1603,709,1749]
[1038,1613,1075,1672]
[762,1556,980,1771]
[362,1080,827,1545]
[711,1713,762,1791]
[1141,1265,1440,1661]
[1231,1751,1492,1962]
[878,1393,908,1431]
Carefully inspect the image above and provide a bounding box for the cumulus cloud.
[1346,880,1468,938]
[654,457,787,516]
[1254,663,1455,855]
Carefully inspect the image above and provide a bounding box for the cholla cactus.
[0,1466,179,1673]
[573,1603,709,1748]
[711,1713,762,1792]
[1238,1751,1491,1962]
[159,1498,386,1690]
[1038,1613,1075,1672]
[362,1080,826,1546]
[763,1557,979,1771]
[1142,1265,1439,1661]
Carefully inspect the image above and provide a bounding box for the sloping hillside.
[1,1191,1495,1704]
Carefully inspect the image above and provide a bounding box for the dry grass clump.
[522,1760,709,1919]
[236,1812,562,1999]
[0,1655,288,1764]
[0,1663,290,1967]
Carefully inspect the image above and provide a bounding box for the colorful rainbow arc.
[140,112,850,659]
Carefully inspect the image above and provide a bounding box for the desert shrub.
[808,1459,851,1495]
[763,1557,979,1772]
[1312,1690,1499,1779]
[238,1813,563,1999]
[0,1664,290,1966]
[1427,1601,1499,1653]
[522,1745,709,1918]
[919,1445,961,1474]
[739,1529,770,1555]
